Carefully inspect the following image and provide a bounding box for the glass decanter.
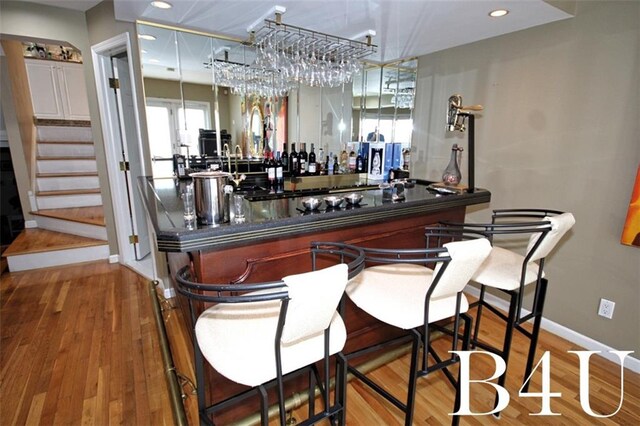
[442,144,463,186]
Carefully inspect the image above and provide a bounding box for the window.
[145,98,210,177]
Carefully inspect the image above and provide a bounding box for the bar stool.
[175,244,365,426]
[319,237,491,425]
[440,209,575,412]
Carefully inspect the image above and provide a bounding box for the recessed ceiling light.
[489,9,509,18]
[149,59,160,63]
[150,1,172,9]
[141,49,148,54]
[138,34,156,41]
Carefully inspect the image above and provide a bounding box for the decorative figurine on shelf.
[442,143,463,186]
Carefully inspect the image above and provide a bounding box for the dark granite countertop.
[139,176,491,252]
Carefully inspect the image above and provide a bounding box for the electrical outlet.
[598,298,615,319]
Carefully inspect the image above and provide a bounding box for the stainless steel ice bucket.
[191,171,233,225]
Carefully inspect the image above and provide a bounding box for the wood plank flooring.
[2,229,106,256]
[31,206,106,227]
[162,295,640,425]
[1,260,638,425]
[0,261,173,425]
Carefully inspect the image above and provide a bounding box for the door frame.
[91,33,158,283]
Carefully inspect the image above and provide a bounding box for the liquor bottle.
[326,155,332,175]
[299,143,308,175]
[281,143,289,172]
[275,151,284,192]
[318,146,325,171]
[348,144,357,173]
[308,143,317,175]
[267,152,276,192]
[289,143,299,176]
[333,155,340,175]
[339,144,348,173]
[356,151,364,173]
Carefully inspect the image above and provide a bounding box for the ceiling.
[114,0,572,64]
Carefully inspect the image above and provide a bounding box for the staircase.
[2,120,109,272]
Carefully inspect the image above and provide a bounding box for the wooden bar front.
[171,205,467,423]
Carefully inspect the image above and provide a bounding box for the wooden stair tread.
[2,229,106,257]
[37,156,96,161]
[37,172,99,178]
[36,189,101,197]
[34,118,91,127]
[31,206,106,226]
[37,140,94,145]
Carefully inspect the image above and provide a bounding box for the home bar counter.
[139,176,490,422]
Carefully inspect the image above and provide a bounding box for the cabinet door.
[25,59,64,119]
[57,62,90,120]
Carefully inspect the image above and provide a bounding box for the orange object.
[621,165,640,247]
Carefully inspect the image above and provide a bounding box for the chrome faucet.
[231,144,245,187]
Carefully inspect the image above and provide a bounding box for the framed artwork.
[621,165,640,247]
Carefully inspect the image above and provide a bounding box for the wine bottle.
[281,143,289,172]
[289,143,299,176]
[356,151,364,173]
[327,154,334,175]
[308,143,317,175]
[333,155,340,175]
[267,152,276,192]
[299,143,308,175]
[275,151,284,192]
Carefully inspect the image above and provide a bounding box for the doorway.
[92,33,155,280]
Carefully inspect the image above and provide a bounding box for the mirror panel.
[137,22,414,178]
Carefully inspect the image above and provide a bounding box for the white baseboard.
[464,285,640,374]
[24,220,38,228]
[108,254,119,263]
[164,286,175,299]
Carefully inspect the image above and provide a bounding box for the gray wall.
[412,1,639,354]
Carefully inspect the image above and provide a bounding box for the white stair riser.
[6,244,109,272]
[37,193,102,209]
[37,126,92,142]
[37,159,97,173]
[34,215,107,240]
[38,143,95,157]
[37,176,100,191]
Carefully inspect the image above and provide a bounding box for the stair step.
[2,228,106,257]
[36,188,101,197]
[37,159,97,174]
[37,140,94,145]
[37,156,96,161]
[34,118,91,127]
[2,229,108,272]
[37,142,95,157]
[32,206,105,227]
[36,192,102,209]
[37,172,99,178]
[36,125,93,142]
[37,174,99,191]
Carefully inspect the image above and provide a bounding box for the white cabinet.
[25,59,90,121]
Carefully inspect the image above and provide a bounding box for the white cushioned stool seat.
[346,263,470,329]
[196,303,346,387]
[471,246,544,291]
[195,263,348,388]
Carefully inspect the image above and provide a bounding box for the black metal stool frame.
[175,242,364,426]
[438,209,564,409]
[312,242,474,426]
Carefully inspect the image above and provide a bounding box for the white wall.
[412,1,639,353]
